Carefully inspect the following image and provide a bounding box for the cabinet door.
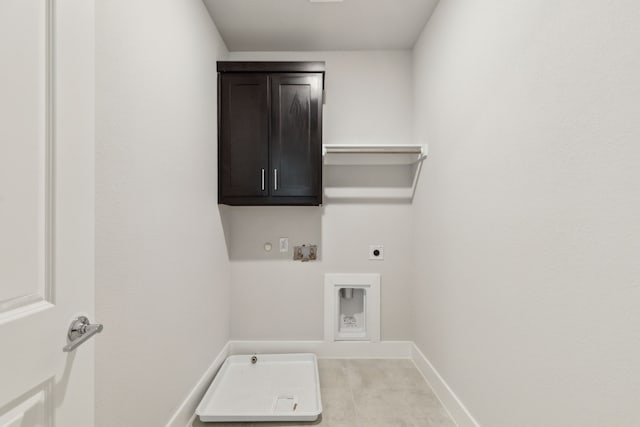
[270,74,323,200]
[219,74,269,200]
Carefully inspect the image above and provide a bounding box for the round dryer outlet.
[368,245,384,260]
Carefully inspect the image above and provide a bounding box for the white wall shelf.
[322,144,427,201]
[323,144,427,166]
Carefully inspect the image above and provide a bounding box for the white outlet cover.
[369,245,384,260]
[279,237,289,252]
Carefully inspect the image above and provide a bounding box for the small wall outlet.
[369,245,384,260]
[279,237,289,252]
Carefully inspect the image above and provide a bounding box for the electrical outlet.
[369,245,384,260]
[279,237,289,252]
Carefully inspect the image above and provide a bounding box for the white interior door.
[0,0,95,426]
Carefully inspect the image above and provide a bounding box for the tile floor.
[191,359,457,427]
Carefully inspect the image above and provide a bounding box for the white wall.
[411,1,640,426]
[225,51,415,340]
[95,1,230,426]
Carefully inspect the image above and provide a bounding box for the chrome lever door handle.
[63,316,103,352]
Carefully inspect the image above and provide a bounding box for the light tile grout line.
[345,361,361,427]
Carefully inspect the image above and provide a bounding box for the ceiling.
[203,0,439,51]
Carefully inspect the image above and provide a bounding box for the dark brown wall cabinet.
[218,61,324,206]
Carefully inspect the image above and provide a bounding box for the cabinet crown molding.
[217,61,326,73]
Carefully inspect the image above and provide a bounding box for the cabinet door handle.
[274,169,278,191]
[261,168,265,191]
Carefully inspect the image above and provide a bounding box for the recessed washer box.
[196,353,322,423]
[324,273,381,342]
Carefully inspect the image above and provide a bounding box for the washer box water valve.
[293,244,317,262]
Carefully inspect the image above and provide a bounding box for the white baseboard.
[165,342,230,427]
[411,343,480,427]
[167,340,478,427]
[229,340,413,359]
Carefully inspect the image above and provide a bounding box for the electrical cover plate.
[368,245,384,260]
